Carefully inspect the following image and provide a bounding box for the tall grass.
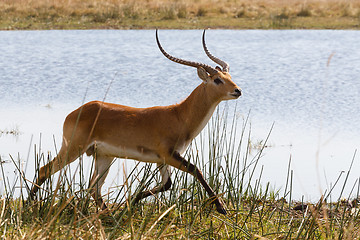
[0,107,359,239]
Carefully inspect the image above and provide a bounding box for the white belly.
[94,141,164,164]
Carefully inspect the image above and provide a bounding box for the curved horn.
[202,30,230,72]
[156,30,218,76]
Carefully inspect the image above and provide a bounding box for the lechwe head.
[156,29,241,102]
[29,30,242,215]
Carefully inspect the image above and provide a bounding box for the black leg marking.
[163,177,172,191]
[171,150,227,215]
[133,172,172,204]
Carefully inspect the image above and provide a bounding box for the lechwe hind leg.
[29,143,84,199]
[132,164,172,204]
[88,155,114,210]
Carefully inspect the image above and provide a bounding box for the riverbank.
[1,0,360,30]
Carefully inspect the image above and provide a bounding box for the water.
[0,30,359,201]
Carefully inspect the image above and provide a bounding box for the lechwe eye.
[214,78,223,85]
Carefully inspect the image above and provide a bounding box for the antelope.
[29,30,242,215]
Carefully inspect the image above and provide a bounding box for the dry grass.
[0,0,360,29]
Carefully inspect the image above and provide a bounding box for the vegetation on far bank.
[1,0,360,30]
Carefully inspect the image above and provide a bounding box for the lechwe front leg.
[167,150,227,215]
[132,164,172,204]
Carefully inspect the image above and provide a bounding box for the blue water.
[0,30,360,200]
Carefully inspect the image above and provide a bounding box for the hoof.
[25,198,33,207]
[214,197,227,215]
[26,192,36,205]
[216,205,227,215]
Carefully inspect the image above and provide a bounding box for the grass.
[0,0,360,30]
[0,108,360,239]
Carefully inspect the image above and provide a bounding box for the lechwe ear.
[197,67,212,83]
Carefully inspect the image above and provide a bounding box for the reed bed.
[1,0,360,29]
[0,109,359,239]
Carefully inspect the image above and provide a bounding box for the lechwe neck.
[176,82,221,140]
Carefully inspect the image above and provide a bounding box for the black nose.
[234,88,242,96]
